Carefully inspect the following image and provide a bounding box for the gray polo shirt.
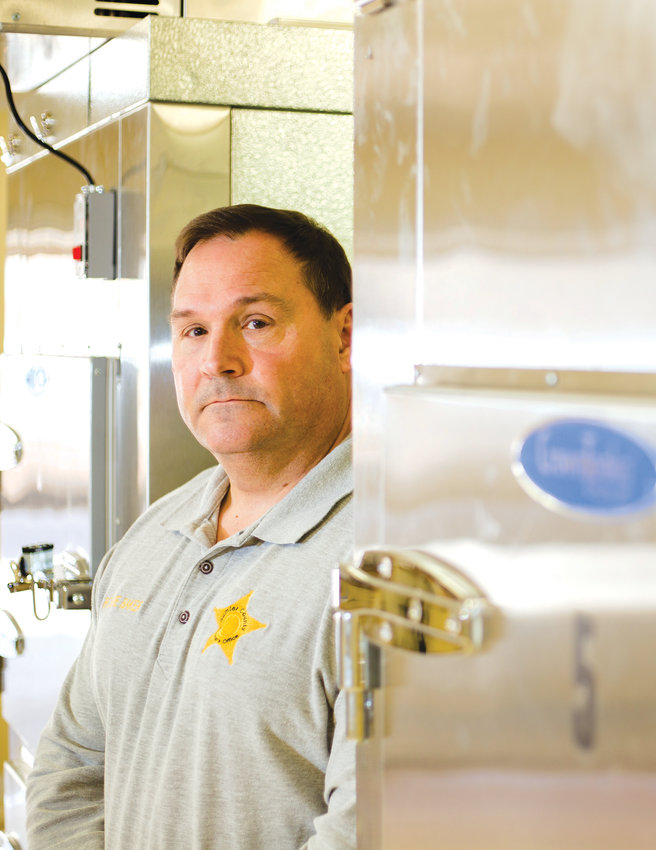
[27,439,355,849]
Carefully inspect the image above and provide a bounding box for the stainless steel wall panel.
[231,108,354,258]
[419,0,656,371]
[0,354,114,565]
[352,1,420,548]
[9,54,92,163]
[89,26,149,126]
[3,122,121,357]
[114,105,150,528]
[0,32,106,93]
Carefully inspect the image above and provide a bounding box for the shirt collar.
[252,436,352,545]
[161,437,352,550]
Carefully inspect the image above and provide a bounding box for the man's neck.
[215,428,350,542]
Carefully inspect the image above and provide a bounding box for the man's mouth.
[203,397,256,408]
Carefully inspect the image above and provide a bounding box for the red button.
[72,245,83,261]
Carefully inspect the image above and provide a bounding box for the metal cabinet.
[344,1,656,846]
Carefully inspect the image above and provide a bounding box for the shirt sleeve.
[302,584,357,850]
[25,555,111,849]
[304,686,357,849]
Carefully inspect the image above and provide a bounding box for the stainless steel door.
[347,1,656,846]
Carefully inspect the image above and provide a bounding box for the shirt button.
[179,610,190,624]
[199,560,214,575]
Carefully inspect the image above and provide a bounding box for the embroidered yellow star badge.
[202,590,266,665]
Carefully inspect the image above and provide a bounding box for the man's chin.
[199,429,270,459]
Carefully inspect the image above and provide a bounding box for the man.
[26,205,355,849]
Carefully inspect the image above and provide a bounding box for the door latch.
[333,548,498,740]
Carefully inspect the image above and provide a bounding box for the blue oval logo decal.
[514,419,656,516]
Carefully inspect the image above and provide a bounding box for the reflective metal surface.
[352,0,420,546]
[2,18,352,170]
[352,1,656,847]
[335,548,496,740]
[418,0,656,372]
[0,355,115,566]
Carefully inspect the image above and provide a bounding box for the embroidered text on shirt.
[102,594,143,612]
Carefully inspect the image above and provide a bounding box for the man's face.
[170,231,352,467]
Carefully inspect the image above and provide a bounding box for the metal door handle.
[333,548,499,740]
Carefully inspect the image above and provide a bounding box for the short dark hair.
[173,204,352,317]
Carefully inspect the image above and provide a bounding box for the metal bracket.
[333,548,498,740]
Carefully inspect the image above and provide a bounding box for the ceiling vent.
[94,0,162,21]
[0,0,182,35]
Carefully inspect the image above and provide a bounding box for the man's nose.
[200,328,246,377]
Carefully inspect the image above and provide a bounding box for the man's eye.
[186,326,207,337]
[244,319,269,330]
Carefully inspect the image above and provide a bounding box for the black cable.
[0,61,95,186]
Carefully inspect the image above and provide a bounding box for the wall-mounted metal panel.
[352,0,419,548]
[419,0,656,372]
[0,353,116,569]
[3,120,121,356]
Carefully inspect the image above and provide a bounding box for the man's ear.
[336,303,353,372]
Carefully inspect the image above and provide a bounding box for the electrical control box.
[73,186,116,279]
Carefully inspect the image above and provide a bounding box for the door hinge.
[333,548,499,740]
